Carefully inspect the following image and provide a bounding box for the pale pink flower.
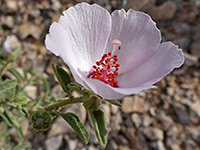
[2,36,12,55]
[45,3,184,99]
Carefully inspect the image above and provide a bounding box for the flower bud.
[83,95,101,111]
[31,111,51,131]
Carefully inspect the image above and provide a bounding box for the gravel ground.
[0,0,200,149]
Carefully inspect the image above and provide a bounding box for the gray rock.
[191,42,200,58]
[142,127,164,141]
[157,140,166,150]
[45,134,63,150]
[157,112,173,130]
[107,140,118,150]
[150,141,166,150]
[51,0,62,11]
[111,104,119,114]
[68,139,78,150]
[184,53,198,67]
[173,23,191,34]
[173,37,190,51]
[174,105,190,125]
[101,103,111,125]
[131,113,142,128]
[142,115,152,127]
[110,111,122,131]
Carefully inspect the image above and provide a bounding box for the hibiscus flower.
[45,2,184,99]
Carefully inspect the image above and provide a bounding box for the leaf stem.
[0,61,10,78]
[43,97,83,111]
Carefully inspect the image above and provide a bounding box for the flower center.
[87,40,121,88]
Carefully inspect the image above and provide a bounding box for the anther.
[88,42,121,88]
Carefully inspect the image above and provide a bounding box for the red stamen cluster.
[87,52,120,87]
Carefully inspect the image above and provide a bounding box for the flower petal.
[45,22,84,85]
[59,2,111,72]
[84,78,154,99]
[106,9,161,74]
[116,42,184,88]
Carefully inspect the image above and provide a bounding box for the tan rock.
[122,96,147,113]
[6,0,18,12]
[151,1,177,21]
[24,85,37,99]
[9,35,21,49]
[17,22,42,40]
[125,0,157,11]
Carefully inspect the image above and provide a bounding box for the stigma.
[87,40,121,87]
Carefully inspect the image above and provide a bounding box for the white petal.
[45,22,84,85]
[84,78,155,99]
[59,2,112,72]
[106,9,161,74]
[116,42,184,88]
[2,36,12,55]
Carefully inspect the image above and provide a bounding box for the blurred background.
[0,0,200,150]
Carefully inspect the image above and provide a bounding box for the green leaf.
[11,85,20,101]
[4,110,20,128]
[52,64,71,93]
[0,79,17,93]
[59,112,89,144]
[22,69,28,80]
[8,47,22,61]
[15,92,29,104]
[39,76,50,95]
[0,110,13,126]
[89,110,108,148]
[103,99,121,107]
[17,127,24,141]
[13,142,30,150]
[8,68,24,82]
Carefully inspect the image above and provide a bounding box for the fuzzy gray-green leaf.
[13,142,30,150]
[59,112,89,144]
[8,68,24,82]
[89,110,108,148]
[0,79,17,94]
[52,64,71,93]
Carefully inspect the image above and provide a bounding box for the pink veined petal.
[45,22,84,85]
[116,42,184,88]
[58,2,112,72]
[105,9,161,75]
[84,78,155,99]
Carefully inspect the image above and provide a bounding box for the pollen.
[87,52,120,87]
[87,39,122,87]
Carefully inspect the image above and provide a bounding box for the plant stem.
[43,97,83,111]
[0,61,10,78]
